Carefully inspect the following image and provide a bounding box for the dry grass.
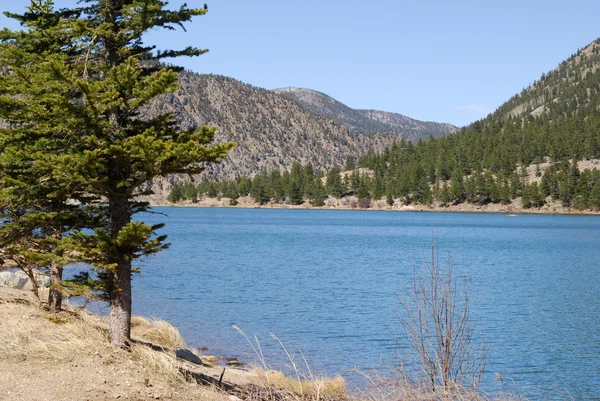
[0,294,232,401]
[234,325,349,401]
[0,297,185,383]
[131,315,186,349]
[0,292,347,401]
[130,342,184,383]
[0,300,108,362]
[250,368,347,401]
[358,369,525,401]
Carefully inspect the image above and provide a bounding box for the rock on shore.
[0,269,50,290]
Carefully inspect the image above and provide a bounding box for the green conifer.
[0,0,235,347]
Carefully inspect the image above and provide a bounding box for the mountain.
[159,38,600,209]
[142,74,395,198]
[273,87,458,139]
[145,73,455,184]
[483,38,600,124]
[350,38,600,211]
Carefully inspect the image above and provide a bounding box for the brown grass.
[0,298,185,381]
[0,300,108,362]
[233,325,349,401]
[249,369,347,401]
[0,295,229,401]
[131,315,186,349]
[0,289,530,401]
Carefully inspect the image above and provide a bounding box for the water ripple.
[121,209,600,400]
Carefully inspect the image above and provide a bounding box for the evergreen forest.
[169,107,600,211]
[168,39,600,211]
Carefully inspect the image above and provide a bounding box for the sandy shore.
[149,195,600,216]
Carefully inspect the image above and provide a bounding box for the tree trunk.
[48,263,63,312]
[109,258,132,348]
[103,1,132,349]
[20,266,40,300]
[107,195,132,348]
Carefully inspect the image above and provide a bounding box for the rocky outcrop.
[141,74,408,201]
[144,74,398,183]
[0,268,50,290]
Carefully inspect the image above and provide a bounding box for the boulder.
[175,347,203,365]
[0,269,50,290]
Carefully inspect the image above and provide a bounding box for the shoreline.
[0,286,523,401]
[147,196,600,216]
[0,286,283,401]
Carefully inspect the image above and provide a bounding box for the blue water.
[72,208,600,400]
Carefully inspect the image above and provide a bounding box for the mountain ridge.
[142,72,456,189]
[153,38,600,205]
[142,73,405,199]
[479,38,600,125]
[273,86,458,139]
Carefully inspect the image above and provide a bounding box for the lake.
[73,208,600,400]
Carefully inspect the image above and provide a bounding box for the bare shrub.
[359,367,525,401]
[396,240,485,396]
[358,367,490,401]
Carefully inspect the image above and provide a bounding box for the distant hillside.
[274,87,458,139]
[349,37,600,212]
[161,38,600,211]
[143,74,403,197]
[484,38,600,123]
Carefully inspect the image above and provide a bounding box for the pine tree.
[521,184,532,208]
[268,170,284,202]
[350,170,360,194]
[437,182,451,206]
[251,175,270,205]
[357,174,371,200]
[236,176,252,197]
[309,179,327,207]
[529,182,545,208]
[449,179,465,205]
[287,162,304,204]
[344,155,356,171]
[372,172,385,200]
[386,192,394,206]
[497,175,511,204]
[167,185,183,203]
[302,163,316,200]
[326,167,345,198]
[222,181,239,203]
[0,1,235,347]
[589,176,600,209]
[0,0,94,311]
[288,180,304,205]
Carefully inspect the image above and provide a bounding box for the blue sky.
[2,1,600,127]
